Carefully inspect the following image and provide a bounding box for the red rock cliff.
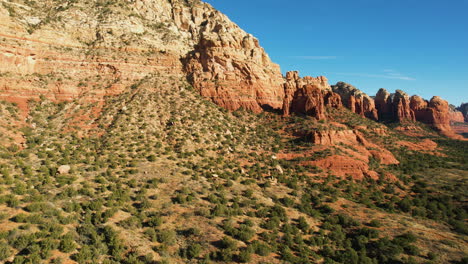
[375,89,415,122]
[332,82,378,120]
[0,0,285,116]
[410,95,460,135]
[448,106,465,123]
[457,103,468,122]
[182,8,285,112]
[282,71,342,119]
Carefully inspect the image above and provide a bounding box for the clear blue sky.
[203,0,468,106]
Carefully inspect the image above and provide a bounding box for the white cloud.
[291,56,338,60]
[336,70,416,81]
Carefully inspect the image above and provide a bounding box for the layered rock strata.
[375,89,415,122]
[410,95,453,132]
[182,7,285,112]
[456,103,468,122]
[332,82,378,120]
[0,0,285,116]
[0,0,462,137]
[282,71,342,119]
[448,105,464,123]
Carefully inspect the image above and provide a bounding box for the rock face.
[375,89,415,122]
[282,71,341,119]
[182,5,285,112]
[0,0,284,116]
[288,84,327,119]
[303,129,398,180]
[457,103,468,122]
[449,105,464,123]
[373,89,459,136]
[332,82,378,120]
[375,88,393,121]
[410,95,452,132]
[0,0,461,138]
[426,96,452,132]
[393,90,416,122]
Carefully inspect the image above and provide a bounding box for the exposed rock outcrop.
[288,84,327,119]
[426,96,452,132]
[409,95,454,134]
[0,0,462,140]
[375,88,393,121]
[308,129,398,164]
[58,165,71,174]
[456,103,468,122]
[449,105,464,123]
[183,9,285,112]
[375,89,415,122]
[0,0,285,116]
[393,90,416,122]
[292,128,399,180]
[332,82,378,120]
[282,71,341,119]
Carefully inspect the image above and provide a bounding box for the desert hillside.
[0,0,466,264]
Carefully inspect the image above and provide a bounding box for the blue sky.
[203,0,468,106]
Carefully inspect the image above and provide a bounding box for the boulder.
[58,165,71,174]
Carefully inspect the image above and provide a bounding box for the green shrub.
[251,240,270,256]
[59,234,76,253]
[0,242,11,261]
[157,230,176,245]
[368,219,382,227]
[186,243,202,259]
[237,248,252,263]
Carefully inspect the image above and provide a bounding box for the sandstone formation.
[393,90,416,122]
[375,89,415,122]
[397,139,438,153]
[288,84,326,119]
[410,95,454,133]
[303,128,399,180]
[456,103,468,122]
[182,6,285,112]
[332,82,378,120]
[312,155,380,180]
[425,96,452,132]
[375,88,393,121]
[282,71,341,118]
[449,105,465,123]
[0,0,285,116]
[449,105,464,123]
[0,0,462,140]
[308,129,398,164]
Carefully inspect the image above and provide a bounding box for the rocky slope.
[0,0,464,137]
[0,0,284,116]
[0,1,467,264]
